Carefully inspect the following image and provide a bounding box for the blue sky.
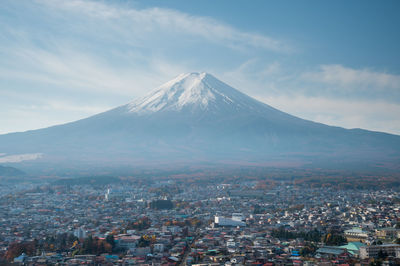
[1,0,400,134]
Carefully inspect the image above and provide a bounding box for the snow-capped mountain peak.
[126,72,243,114]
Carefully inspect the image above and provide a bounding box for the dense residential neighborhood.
[1,178,400,265]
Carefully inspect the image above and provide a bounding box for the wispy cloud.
[224,61,400,102]
[1,47,168,96]
[220,59,289,96]
[219,61,400,135]
[36,0,291,53]
[302,64,400,90]
[258,95,400,135]
[0,98,115,134]
[0,153,43,163]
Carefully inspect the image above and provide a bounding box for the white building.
[214,216,245,227]
[226,239,236,248]
[74,227,86,239]
[232,213,245,221]
[359,244,400,259]
[154,243,165,253]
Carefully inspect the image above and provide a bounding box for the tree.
[82,235,94,254]
[300,243,317,257]
[369,258,383,266]
[377,249,388,259]
[106,234,115,251]
[126,217,152,231]
[324,232,347,246]
[79,236,113,255]
[137,236,150,247]
[5,241,36,261]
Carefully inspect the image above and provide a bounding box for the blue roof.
[14,253,27,262]
[105,255,119,260]
[291,251,300,256]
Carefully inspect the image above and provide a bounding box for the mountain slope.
[0,165,25,177]
[0,72,399,171]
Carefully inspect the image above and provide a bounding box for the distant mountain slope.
[0,165,25,177]
[0,72,399,172]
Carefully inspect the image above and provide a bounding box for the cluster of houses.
[1,180,400,265]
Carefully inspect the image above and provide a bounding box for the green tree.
[324,233,347,246]
[377,249,388,259]
[106,234,115,250]
[137,236,150,247]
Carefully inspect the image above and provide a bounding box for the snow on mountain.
[127,72,220,113]
[125,72,275,115]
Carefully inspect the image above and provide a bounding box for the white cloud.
[2,47,173,96]
[36,0,290,53]
[257,95,400,135]
[220,59,288,96]
[0,100,113,134]
[1,0,290,115]
[44,101,110,113]
[302,64,400,89]
[0,153,43,163]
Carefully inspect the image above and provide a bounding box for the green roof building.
[340,241,365,256]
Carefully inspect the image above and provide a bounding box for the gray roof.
[316,247,345,255]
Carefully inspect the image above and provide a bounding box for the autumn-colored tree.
[126,217,151,231]
[79,236,113,255]
[137,236,150,247]
[105,234,116,250]
[323,232,347,246]
[5,241,36,261]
